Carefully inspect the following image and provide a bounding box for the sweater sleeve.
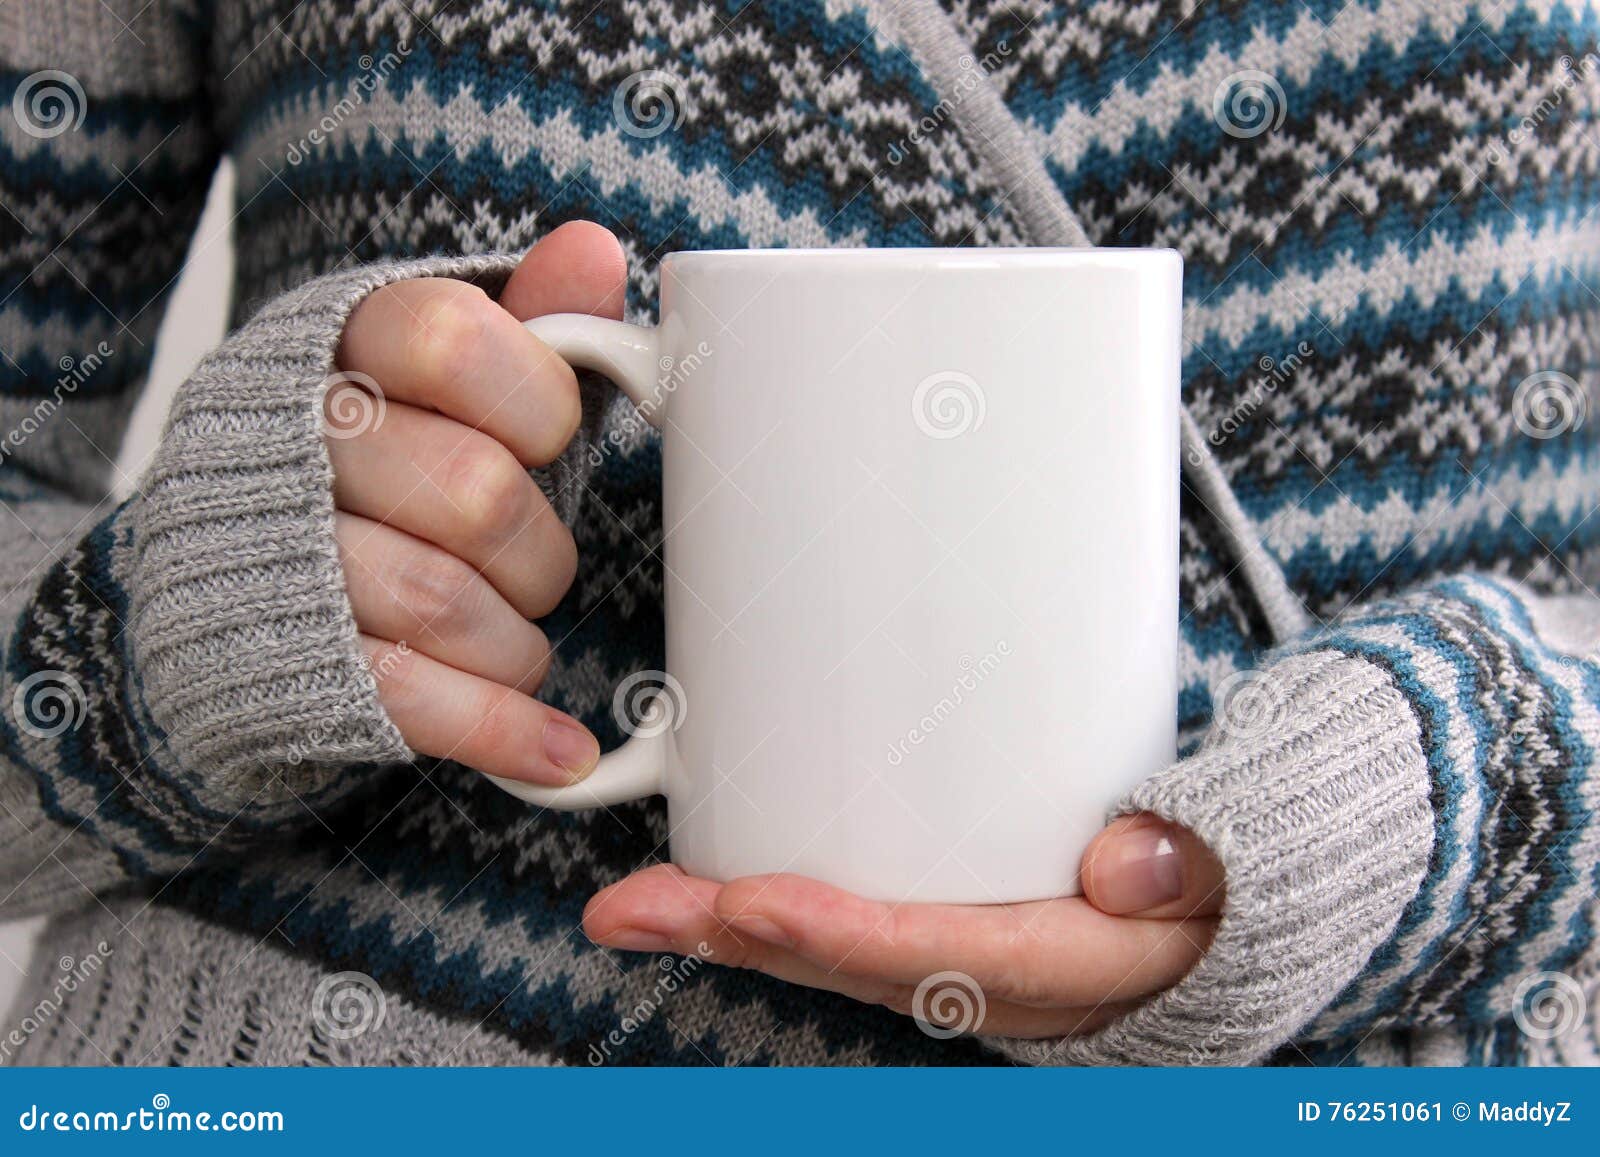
[0,0,538,924]
[0,250,529,918]
[987,573,1600,1066]
[0,0,215,915]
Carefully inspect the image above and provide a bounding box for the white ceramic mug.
[495,248,1182,904]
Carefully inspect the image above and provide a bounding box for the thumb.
[1080,813,1226,919]
[500,219,628,322]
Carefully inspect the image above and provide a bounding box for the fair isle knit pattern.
[0,0,1598,1066]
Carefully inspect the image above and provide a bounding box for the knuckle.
[990,955,1055,1006]
[396,550,480,638]
[446,437,533,548]
[407,283,494,384]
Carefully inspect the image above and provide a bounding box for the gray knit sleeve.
[128,254,524,796]
[989,650,1434,1066]
[1,253,522,910]
[986,575,1600,1066]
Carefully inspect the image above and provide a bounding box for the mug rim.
[662,246,1181,272]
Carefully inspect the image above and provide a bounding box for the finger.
[363,636,599,786]
[327,400,577,619]
[337,277,580,466]
[708,873,1214,1006]
[500,220,628,322]
[583,867,1136,1039]
[1081,814,1226,919]
[337,513,550,693]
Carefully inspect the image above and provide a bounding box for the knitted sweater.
[1,0,1598,1067]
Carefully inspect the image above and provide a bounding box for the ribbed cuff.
[125,253,521,815]
[986,650,1435,1066]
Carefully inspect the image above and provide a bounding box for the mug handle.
[480,313,669,810]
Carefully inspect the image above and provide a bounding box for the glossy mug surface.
[494,248,1182,904]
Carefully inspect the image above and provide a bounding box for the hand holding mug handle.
[483,314,671,809]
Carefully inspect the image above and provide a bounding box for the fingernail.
[543,718,600,781]
[729,915,793,948]
[598,927,674,953]
[1096,819,1184,912]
